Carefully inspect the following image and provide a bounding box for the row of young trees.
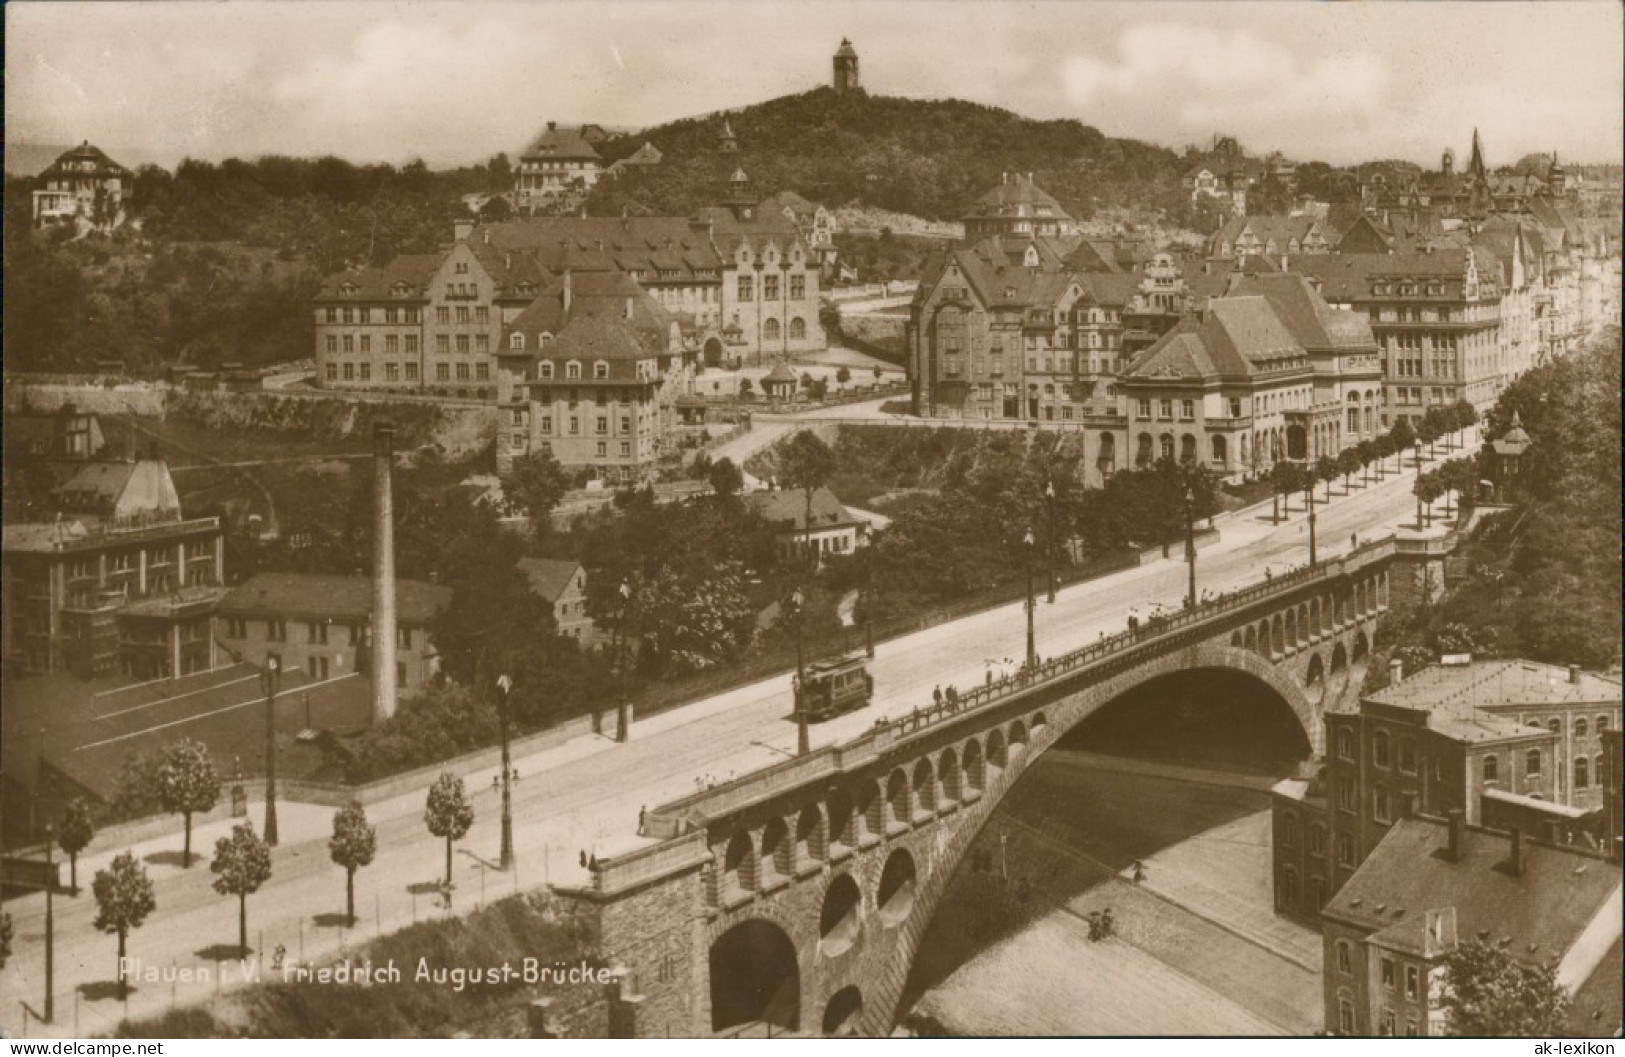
[29,750,482,999]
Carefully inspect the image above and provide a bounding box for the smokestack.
[1446,809,1463,861]
[371,422,398,723]
[1390,658,1404,685]
[563,269,573,315]
[1508,827,1524,876]
[1568,664,1581,684]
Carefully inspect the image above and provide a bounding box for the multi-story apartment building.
[1296,244,1504,423]
[1272,659,1621,926]
[496,270,694,482]
[2,457,225,679]
[315,185,826,393]
[514,123,603,210]
[1319,816,1620,1037]
[216,572,451,695]
[962,173,1078,241]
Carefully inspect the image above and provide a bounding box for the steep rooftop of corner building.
[315,253,443,301]
[1224,273,1377,350]
[1321,817,1620,965]
[517,558,583,605]
[1122,294,1306,383]
[479,216,729,278]
[39,141,133,179]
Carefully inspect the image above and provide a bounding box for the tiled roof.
[746,486,860,531]
[1321,818,1620,964]
[1122,295,1306,384]
[1226,273,1376,350]
[1368,660,1621,711]
[965,176,1072,221]
[221,573,452,625]
[762,363,799,385]
[520,123,602,163]
[315,254,442,300]
[481,217,728,280]
[40,142,132,180]
[517,558,583,605]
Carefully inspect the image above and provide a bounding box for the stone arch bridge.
[558,541,1396,1038]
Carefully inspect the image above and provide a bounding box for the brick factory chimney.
[372,422,398,723]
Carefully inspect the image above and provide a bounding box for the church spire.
[1467,128,1487,181]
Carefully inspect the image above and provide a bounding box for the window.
[226,618,247,639]
[566,362,581,380]
[1399,739,1417,774]
[358,363,371,382]
[1230,397,1243,418]
[1282,814,1298,848]
[1574,757,1588,789]
[307,622,328,645]
[738,275,754,302]
[437,307,450,324]
[436,335,450,354]
[1180,399,1195,421]
[343,335,355,354]
[325,335,338,354]
[790,316,806,340]
[455,363,470,381]
[1484,754,1499,782]
[1335,832,1354,866]
[1137,398,1152,418]
[764,274,780,300]
[268,620,287,642]
[1575,718,1588,737]
[326,363,338,381]
[436,363,450,382]
[594,362,609,380]
[1526,749,1542,776]
[476,306,489,324]
[1374,730,1391,768]
[1309,824,1326,856]
[476,363,489,381]
[405,335,419,354]
[596,441,607,457]
[325,307,338,324]
[790,275,805,300]
[1336,728,1354,761]
[397,626,412,649]
[620,441,631,457]
[539,362,554,380]
[385,334,399,354]
[1548,718,1561,734]
[1405,1020,1418,1038]
[1338,778,1357,812]
[475,335,489,354]
[620,416,631,433]
[1381,958,1395,990]
[1336,941,1351,974]
[1339,1000,1355,1035]
[1380,1011,1395,1037]
[343,363,355,381]
[404,363,419,381]
[596,417,608,435]
[359,335,371,354]
[1405,965,1419,1000]
[1159,398,1173,420]
[1598,715,1611,732]
[455,306,470,324]
[1373,786,1391,823]
[456,335,470,354]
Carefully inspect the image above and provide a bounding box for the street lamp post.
[1044,481,1057,604]
[1306,480,1319,567]
[496,674,514,871]
[1023,528,1037,670]
[1183,486,1197,608]
[261,656,281,846]
[43,823,55,1023]
[789,588,808,756]
[615,580,633,744]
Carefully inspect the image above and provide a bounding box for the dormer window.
[593,361,609,380]
[539,362,555,379]
[391,281,411,297]
[566,362,582,380]
[509,333,525,350]
[340,282,358,298]
[455,262,469,274]
[539,333,552,347]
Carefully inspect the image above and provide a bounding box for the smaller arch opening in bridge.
[823,986,864,1037]
[722,832,757,901]
[1353,631,1370,665]
[886,770,911,831]
[1285,610,1299,651]
[1009,720,1029,761]
[1032,711,1049,732]
[710,919,800,1034]
[938,747,961,804]
[1271,615,1285,658]
[1232,631,1243,648]
[1330,643,1348,679]
[987,729,1007,774]
[963,739,986,794]
[819,873,862,956]
[1306,652,1325,688]
[796,804,826,866]
[1310,599,1321,637]
[858,781,883,840]
[1245,625,1259,654]
[828,790,854,851]
[911,759,936,821]
[877,849,918,926]
[760,817,790,884]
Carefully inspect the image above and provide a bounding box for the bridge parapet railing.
[634,537,1396,842]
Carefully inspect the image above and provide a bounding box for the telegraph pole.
[1023,528,1037,669]
[262,656,281,846]
[790,587,808,756]
[496,675,514,871]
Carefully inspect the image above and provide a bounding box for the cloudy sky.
[7,1,1622,170]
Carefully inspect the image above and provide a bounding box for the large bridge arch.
[844,643,1322,1035]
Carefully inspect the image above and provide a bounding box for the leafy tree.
[778,431,837,570]
[1415,471,1444,528]
[157,740,221,867]
[1336,448,1363,491]
[872,364,883,382]
[1440,938,1571,1037]
[506,447,571,541]
[1355,439,1379,482]
[328,802,377,926]
[836,366,852,385]
[1314,455,1339,501]
[92,852,156,998]
[738,377,754,399]
[1388,419,1415,471]
[424,773,474,887]
[58,798,96,892]
[708,456,744,498]
[210,821,273,957]
[1270,460,1300,523]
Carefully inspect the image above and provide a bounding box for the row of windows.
[323,307,423,325]
[736,275,808,301]
[325,334,421,355]
[535,414,637,437]
[324,362,489,383]
[1527,714,1612,737]
[221,618,415,648]
[435,305,488,324]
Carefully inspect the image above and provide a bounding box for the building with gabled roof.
[962,172,1077,241]
[32,141,132,229]
[1318,815,1620,1037]
[1209,214,1333,262]
[746,485,868,564]
[515,122,603,208]
[518,558,595,645]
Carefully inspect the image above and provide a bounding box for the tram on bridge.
[792,654,874,722]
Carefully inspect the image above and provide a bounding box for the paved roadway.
[0,429,1473,1038]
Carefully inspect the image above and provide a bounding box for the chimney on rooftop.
[563,269,573,315]
[1390,658,1404,685]
[1568,663,1581,684]
[1508,827,1524,876]
[371,422,398,724]
[454,220,473,243]
[1446,809,1463,861]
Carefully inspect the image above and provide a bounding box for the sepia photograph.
[1,0,1620,1044]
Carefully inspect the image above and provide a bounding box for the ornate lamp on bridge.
[789,587,809,756]
[261,655,281,846]
[1044,480,1057,604]
[496,674,515,871]
[1023,528,1037,669]
[1305,478,1319,567]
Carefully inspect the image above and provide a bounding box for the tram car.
[793,654,874,722]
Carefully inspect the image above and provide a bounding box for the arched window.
[1160,433,1175,461]
[1335,728,1353,761]
[1574,757,1589,789]
[1282,813,1298,848]
[1309,824,1326,856]
[764,318,781,341]
[1483,755,1499,782]
[1212,435,1228,466]
[1575,718,1588,737]
[789,317,806,340]
[1548,718,1561,734]
[1373,730,1391,767]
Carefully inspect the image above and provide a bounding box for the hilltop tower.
[718,116,738,155]
[833,38,859,94]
